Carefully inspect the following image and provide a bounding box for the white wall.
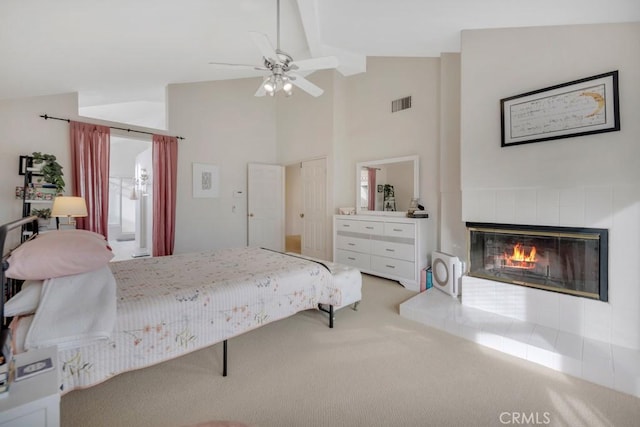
[460,23,640,349]
[168,78,277,253]
[0,93,77,224]
[343,57,441,260]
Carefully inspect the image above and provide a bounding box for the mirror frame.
[355,155,419,216]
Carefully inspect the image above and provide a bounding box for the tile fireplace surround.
[400,286,640,398]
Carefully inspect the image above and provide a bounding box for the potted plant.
[31,207,52,229]
[30,152,65,194]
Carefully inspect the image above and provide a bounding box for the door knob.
[249,213,254,217]
[300,213,304,218]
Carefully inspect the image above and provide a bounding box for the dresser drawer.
[372,240,415,262]
[384,222,415,238]
[336,219,383,235]
[371,255,415,280]
[336,235,371,253]
[336,249,371,271]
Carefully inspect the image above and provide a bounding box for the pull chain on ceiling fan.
[208,0,339,97]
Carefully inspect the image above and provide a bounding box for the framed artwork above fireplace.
[500,70,620,147]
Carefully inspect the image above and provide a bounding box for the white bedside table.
[0,347,59,427]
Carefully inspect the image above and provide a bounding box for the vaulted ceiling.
[1,0,638,107]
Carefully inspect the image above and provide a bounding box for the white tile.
[611,307,640,350]
[527,345,563,370]
[612,345,640,376]
[558,187,585,226]
[463,189,496,222]
[529,325,558,351]
[536,189,560,225]
[582,338,612,366]
[584,186,613,228]
[555,331,583,359]
[582,360,615,389]
[514,190,537,224]
[502,336,528,359]
[557,294,584,336]
[583,300,612,343]
[495,190,516,223]
[504,320,535,344]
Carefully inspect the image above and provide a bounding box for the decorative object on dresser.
[334,215,428,292]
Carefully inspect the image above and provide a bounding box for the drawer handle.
[348,257,356,261]
[348,243,355,246]
[392,228,403,232]
[385,248,395,252]
[343,224,350,227]
[365,226,374,229]
[385,265,396,269]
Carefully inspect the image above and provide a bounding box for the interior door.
[301,158,327,259]
[247,163,284,251]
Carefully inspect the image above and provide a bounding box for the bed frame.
[0,217,348,380]
[1,216,38,324]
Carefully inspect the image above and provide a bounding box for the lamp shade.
[51,196,88,218]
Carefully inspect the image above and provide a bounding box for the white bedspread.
[56,247,339,393]
[25,266,116,351]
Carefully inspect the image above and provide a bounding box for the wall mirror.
[356,155,419,216]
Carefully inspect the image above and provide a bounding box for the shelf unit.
[17,156,56,239]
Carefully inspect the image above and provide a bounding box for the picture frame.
[500,71,620,147]
[18,155,43,176]
[192,163,219,198]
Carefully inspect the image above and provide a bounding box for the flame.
[503,243,537,268]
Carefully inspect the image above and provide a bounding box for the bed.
[1,217,362,394]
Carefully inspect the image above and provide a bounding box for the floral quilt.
[58,247,341,393]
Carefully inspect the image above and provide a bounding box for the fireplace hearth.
[466,223,608,301]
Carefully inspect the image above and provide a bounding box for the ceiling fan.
[208,0,338,97]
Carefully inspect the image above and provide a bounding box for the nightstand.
[0,347,59,427]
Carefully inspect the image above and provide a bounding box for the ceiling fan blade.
[249,31,280,64]
[208,62,268,71]
[289,56,339,72]
[254,78,267,97]
[288,73,324,97]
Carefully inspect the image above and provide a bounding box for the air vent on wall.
[391,96,412,113]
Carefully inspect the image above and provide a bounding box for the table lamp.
[51,196,88,229]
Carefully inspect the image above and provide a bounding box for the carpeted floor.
[61,274,640,427]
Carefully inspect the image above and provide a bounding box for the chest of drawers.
[333,215,427,292]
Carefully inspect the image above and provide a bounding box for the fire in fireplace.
[466,223,608,301]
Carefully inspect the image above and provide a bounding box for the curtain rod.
[39,114,185,140]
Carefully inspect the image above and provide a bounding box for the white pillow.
[4,280,44,316]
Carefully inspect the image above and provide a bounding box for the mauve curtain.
[70,121,110,238]
[367,168,376,211]
[152,134,178,256]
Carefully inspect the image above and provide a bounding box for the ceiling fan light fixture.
[263,76,276,93]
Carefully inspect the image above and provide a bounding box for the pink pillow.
[36,229,107,241]
[6,232,114,280]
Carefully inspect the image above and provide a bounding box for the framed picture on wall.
[500,70,620,147]
[192,163,219,198]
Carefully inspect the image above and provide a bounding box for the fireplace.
[466,223,608,301]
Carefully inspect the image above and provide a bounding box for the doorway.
[284,158,328,260]
[108,136,152,261]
